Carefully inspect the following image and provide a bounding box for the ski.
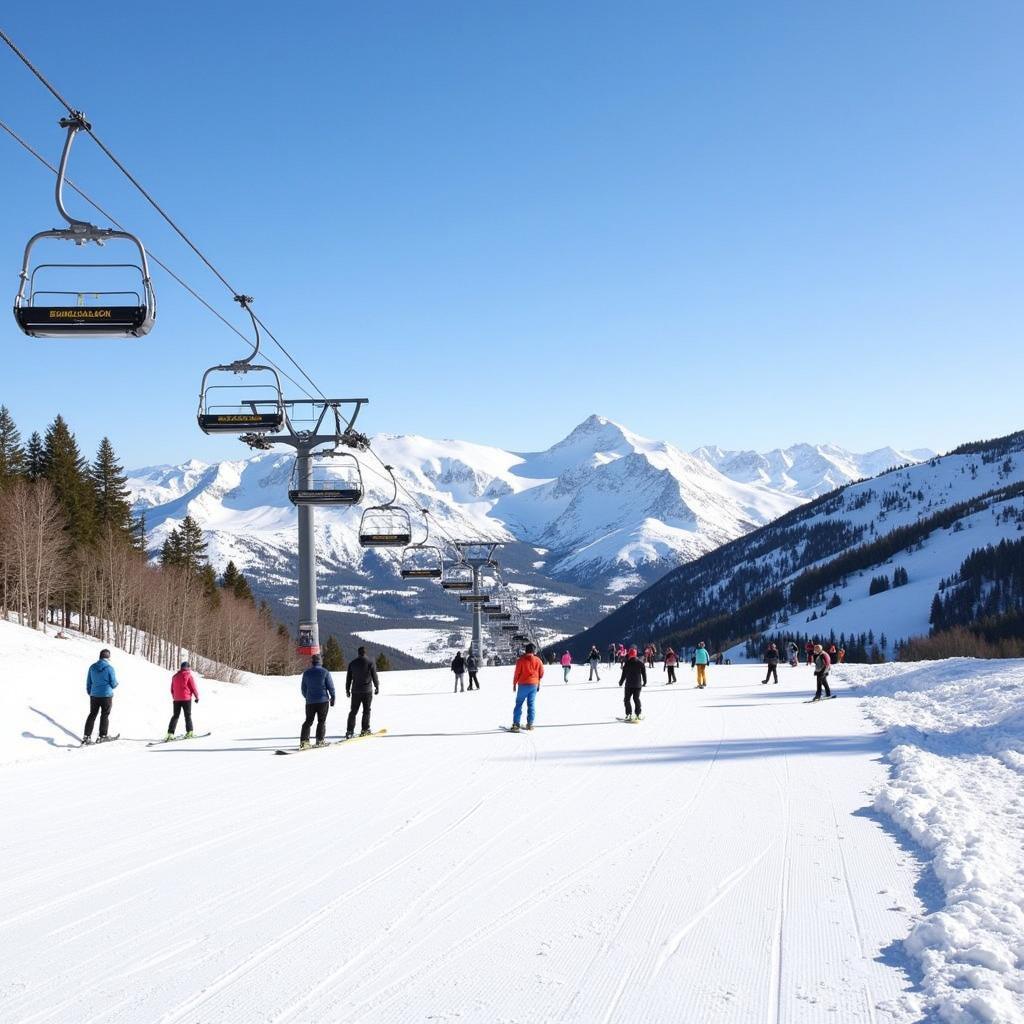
[499,725,532,733]
[81,734,120,747]
[274,728,386,755]
[147,732,212,747]
[616,717,643,723]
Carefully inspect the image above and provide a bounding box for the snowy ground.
[2,621,1022,1023]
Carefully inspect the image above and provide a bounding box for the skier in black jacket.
[618,647,647,721]
[466,653,480,690]
[345,646,380,737]
[762,643,780,685]
[451,652,466,693]
[810,644,833,702]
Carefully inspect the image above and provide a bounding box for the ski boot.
[509,723,520,733]
[164,733,174,742]
[81,736,92,745]
[345,732,354,740]
[525,723,535,731]
[300,739,311,749]
[359,729,372,737]
[185,731,194,739]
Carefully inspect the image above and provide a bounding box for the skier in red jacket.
[165,661,200,741]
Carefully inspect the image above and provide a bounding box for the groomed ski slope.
[2,620,1021,1023]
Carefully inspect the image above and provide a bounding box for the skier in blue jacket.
[299,654,336,748]
[83,649,119,744]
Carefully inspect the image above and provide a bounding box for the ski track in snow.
[1,631,952,1023]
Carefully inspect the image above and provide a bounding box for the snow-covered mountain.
[127,416,929,662]
[692,442,936,498]
[567,430,1024,657]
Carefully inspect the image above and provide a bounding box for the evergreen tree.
[375,652,392,672]
[25,431,45,479]
[43,415,96,544]
[322,634,345,671]
[221,560,242,592]
[161,526,184,568]
[90,436,134,537]
[0,405,25,489]
[130,509,147,551]
[176,515,209,574]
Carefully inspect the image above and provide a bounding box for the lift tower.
[453,541,504,662]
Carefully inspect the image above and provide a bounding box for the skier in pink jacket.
[560,650,572,683]
[166,661,200,741]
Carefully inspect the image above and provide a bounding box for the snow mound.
[856,660,1024,1023]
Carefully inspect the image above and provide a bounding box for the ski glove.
[330,698,335,707]
[374,688,379,695]
[345,690,351,698]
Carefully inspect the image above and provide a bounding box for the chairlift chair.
[399,511,444,578]
[358,464,412,547]
[440,564,474,592]
[197,297,285,435]
[481,603,503,613]
[488,612,512,622]
[288,451,363,506]
[14,115,156,338]
[458,593,492,604]
[400,545,444,579]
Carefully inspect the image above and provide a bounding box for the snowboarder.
[83,648,118,744]
[694,642,710,688]
[510,642,544,732]
[618,647,647,721]
[466,652,480,690]
[762,643,780,685]
[663,646,678,684]
[299,654,336,748]
[166,660,200,740]
[451,651,466,693]
[810,644,833,702]
[345,645,380,737]
[587,645,601,681]
[560,650,572,683]
[786,641,800,667]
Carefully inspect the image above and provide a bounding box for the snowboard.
[274,728,386,755]
[81,734,120,746]
[804,695,838,703]
[147,732,212,747]
[616,716,644,723]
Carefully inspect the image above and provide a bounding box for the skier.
[786,641,800,667]
[828,642,838,665]
[838,646,846,664]
[618,647,647,721]
[345,645,380,737]
[607,642,617,666]
[617,644,627,665]
[509,642,544,732]
[805,640,815,666]
[466,652,480,691]
[83,648,118,744]
[299,654,336,749]
[663,646,678,684]
[560,650,572,683]
[451,651,466,693]
[587,645,601,681]
[165,660,200,740]
[694,641,710,688]
[810,644,833,702]
[762,643,780,685]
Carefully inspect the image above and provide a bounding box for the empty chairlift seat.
[400,544,444,579]
[358,506,413,547]
[197,363,286,435]
[289,452,363,506]
[440,565,474,591]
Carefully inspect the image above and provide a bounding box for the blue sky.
[1,2,1021,468]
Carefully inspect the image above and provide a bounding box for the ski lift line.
[1,31,328,403]
[0,116,321,402]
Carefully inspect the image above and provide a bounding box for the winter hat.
[181,661,190,670]
[311,654,322,666]
[628,647,637,657]
[99,649,111,659]
[525,643,536,653]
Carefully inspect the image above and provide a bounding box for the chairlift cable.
[0,115,318,402]
[1,29,325,401]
